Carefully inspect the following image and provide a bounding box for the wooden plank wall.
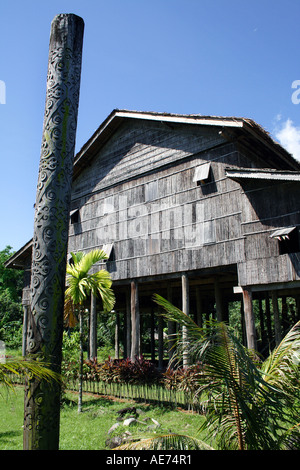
[237,176,300,286]
[69,120,250,281]
[68,119,300,287]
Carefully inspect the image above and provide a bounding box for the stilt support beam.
[130,280,140,360]
[182,273,190,367]
[242,288,257,351]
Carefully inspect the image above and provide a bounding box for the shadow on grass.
[62,390,182,417]
[61,393,126,411]
[0,430,22,443]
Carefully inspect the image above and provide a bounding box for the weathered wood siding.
[68,120,250,280]
[237,175,300,286]
[68,119,300,286]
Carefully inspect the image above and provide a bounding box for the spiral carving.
[24,14,84,450]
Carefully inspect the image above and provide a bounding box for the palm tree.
[118,294,300,450]
[64,249,115,412]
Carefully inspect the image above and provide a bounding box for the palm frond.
[90,270,115,311]
[0,356,61,392]
[97,285,115,312]
[261,320,300,396]
[65,250,114,309]
[153,294,204,342]
[76,249,108,277]
[70,251,84,264]
[153,293,296,449]
[115,433,214,450]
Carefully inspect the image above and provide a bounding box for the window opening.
[193,162,211,185]
[70,209,79,224]
[270,227,299,254]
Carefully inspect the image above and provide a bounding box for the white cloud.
[275,118,300,161]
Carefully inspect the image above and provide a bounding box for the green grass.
[0,386,24,450]
[0,385,208,450]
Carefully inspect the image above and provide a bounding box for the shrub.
[84,356,162,386]
[0,322,23,349]
[163,363,204,396]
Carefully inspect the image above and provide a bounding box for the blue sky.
[1,0,300,252]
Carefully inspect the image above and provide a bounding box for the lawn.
[0,385,208,450]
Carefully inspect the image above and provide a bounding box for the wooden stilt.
[258,296,266,349]
[281,296,289,333]
[158,314,164,369]
[126,290,131,359]
[271,291,281,346]
[240,296,246,345]
[196,288,203,328]
[242,288,257,351]
[130,280,140,360]
[167,285,176,367]
[265,293,272,344]
[115,311,120,359]
[295,295,300,322]
[182,273,189,367]
[214,278,223,322]
[150,307,155,362]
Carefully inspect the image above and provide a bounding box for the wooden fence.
[66,377,197,410]
[10,374,199,411]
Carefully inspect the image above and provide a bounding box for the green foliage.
[0,247,23,348]
[65,250,115,312]
[151,294,300,450]
[62,330,80,363]
[0,356,61,393]
[0,247,23,301]
[84,356,162,386]
[97,311,116,350]
[64,250,116,413]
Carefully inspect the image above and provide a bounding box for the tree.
[0,247,23,348]
[119,294,300,450]
[64,249,115,412]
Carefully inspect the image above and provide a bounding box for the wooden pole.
[182,273,189,367]
[150,307,155,362]
[22,304,29,357]
[214,277,223,322]
[130,280,140,360]
[258,296,266,349]
[158,313,164,369]
[115,311,120,359]
[242,288,257,351]
[167,285,176,368]
[126,289,131,358]
[296,295,300,322]
[281,296,289,333]
[196,288,203,328]
[23,14,84,450]
[271,291,282,346]
[265,293,272,344]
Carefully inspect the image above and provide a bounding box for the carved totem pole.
[23,14,84,450]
